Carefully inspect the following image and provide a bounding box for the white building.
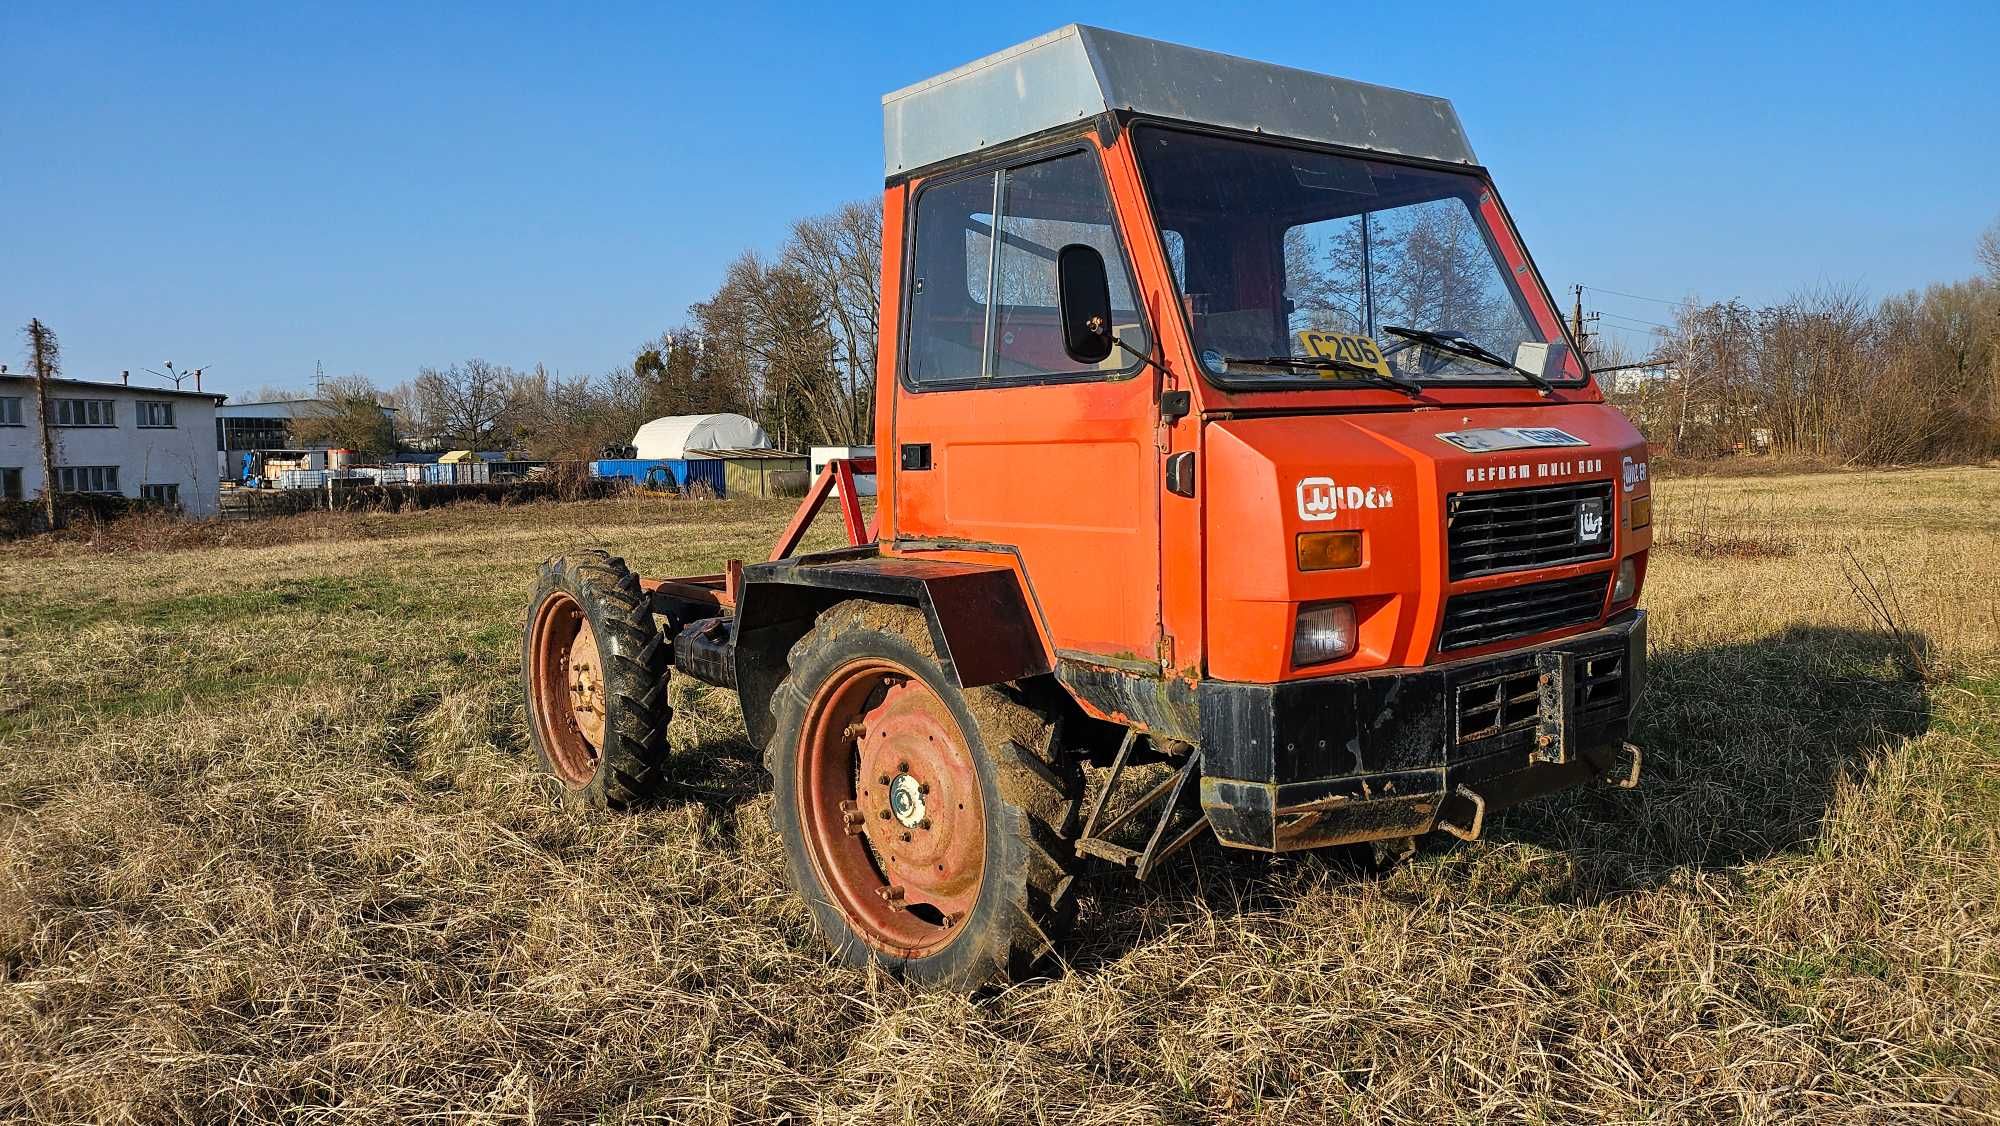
[810,445,878,497]
[0,374,224,517]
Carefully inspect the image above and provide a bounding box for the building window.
[53,398,116,427]
[0,397,22,426]
[141,483,181,507]
[217,415,294,452]
[0,468,21,500]
[136,400,176,428]
[55,465,120,494]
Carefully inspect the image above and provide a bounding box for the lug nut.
[918,819,932,831]
[878,774,891,785]
[898,761,910,773]
[900,831,912,842]
[918,782,930,795]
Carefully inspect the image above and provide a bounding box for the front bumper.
[1197,610,1646,851]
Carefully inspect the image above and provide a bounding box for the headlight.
[1612,558,1637,603]
[1292,601,1357,667]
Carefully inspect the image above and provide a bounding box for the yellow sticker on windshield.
[1297,330,1391,377]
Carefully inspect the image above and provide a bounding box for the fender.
[730,547,1049,746]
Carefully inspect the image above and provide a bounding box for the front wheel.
[522,550,671,809]
[767,601,1081,989]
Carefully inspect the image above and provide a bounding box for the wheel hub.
[888,773,926,827]
[795,662,986,958]
[563,617,606,749]
[528,591,606,788]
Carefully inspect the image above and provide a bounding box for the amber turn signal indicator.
[1296,530,1364,571]
[1628,496,1652,530]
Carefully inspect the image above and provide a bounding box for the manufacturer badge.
[1436,426,1588,453]
[1577,498,1606,544]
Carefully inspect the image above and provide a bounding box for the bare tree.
[22,320,60,527]
[783,200,883,443]
[1979,215,2000,282]
[408,359,522,449]
[506,364,651,461]
[292,374,396,457]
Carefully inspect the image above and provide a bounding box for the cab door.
[887,141,1163,665]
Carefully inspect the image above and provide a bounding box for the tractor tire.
[522,550,671,810]
[766,600,1082,989]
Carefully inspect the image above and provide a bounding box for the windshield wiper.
[1222,355,1425,398]
[1379,326,1554,396]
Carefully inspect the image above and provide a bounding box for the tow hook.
[1604,742,1644,789]
[1438,784,1487,842]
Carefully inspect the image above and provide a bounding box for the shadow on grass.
[650,733,768,846]
[1497,623,1932,901]
[590,624,1931,974]
[1065,624,1933,968]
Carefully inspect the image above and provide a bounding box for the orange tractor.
[523,26,1652,989]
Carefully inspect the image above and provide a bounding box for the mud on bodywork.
[1196,611,1646,851]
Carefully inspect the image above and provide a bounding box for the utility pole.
[25,319,60,529]
[1569,285,1600,364]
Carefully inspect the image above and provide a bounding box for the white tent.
[631,413,771,460]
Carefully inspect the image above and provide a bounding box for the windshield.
[1132,127,1584,388]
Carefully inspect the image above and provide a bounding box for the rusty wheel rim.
[529,591,605,787]
[796,658,984,959]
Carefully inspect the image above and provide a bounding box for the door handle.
[900,443,932,471]
[1165,451,1195,497]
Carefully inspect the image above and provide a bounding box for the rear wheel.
[522,550,671,809]
[767,601,1081,989]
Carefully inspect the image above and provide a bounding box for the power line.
[1598,310,1673,330]
[1580,283,1683,306]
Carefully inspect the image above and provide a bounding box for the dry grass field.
[2,468,1996,1124]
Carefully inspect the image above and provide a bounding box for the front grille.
[1453,646,1628,744]
[1439,573,1609,651]
[1447,480,1616,579]
[1577,649,1627,712]
[1455,668,1541,742]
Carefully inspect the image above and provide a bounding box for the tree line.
[290,205,1998,469]
[287,200,882,460]
[1606,219,2000,464]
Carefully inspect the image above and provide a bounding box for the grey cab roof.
[882,24,1476,178]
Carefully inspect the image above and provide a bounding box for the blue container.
[590,458,727,496]
[591,458,670,486]
[675,458,727,497]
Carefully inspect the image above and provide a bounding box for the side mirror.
[1057,243,1115,364]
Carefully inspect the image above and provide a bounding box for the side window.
[906,174,997,385]
[905,147,1147,387]
[990,152,1146,378]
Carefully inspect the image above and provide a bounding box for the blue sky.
[5,1,1996,397]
